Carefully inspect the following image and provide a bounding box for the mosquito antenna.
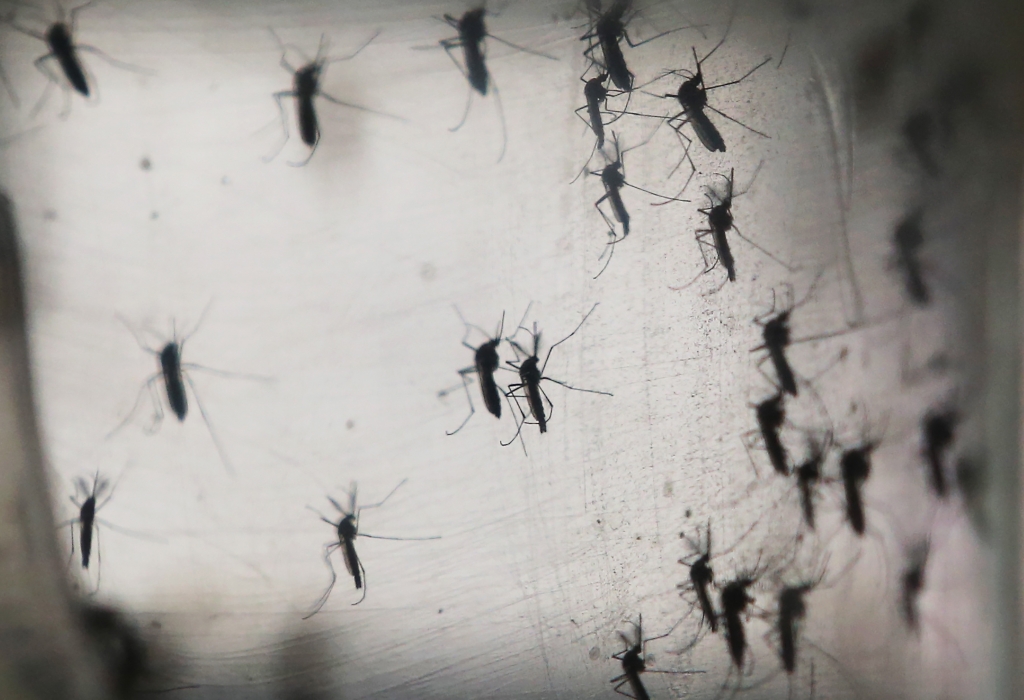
[541,303,600,373]
[324,30,380,64]
[703,57,771,92]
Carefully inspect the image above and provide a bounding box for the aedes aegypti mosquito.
[110,307,269,474]
[610,614,703,700]
[304,480,439,617]
[438,7,556,162]
[4,1,153,117]
[264,29,403,166]
[442,308,505,435]
[501,304,612,452]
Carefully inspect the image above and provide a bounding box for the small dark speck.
[596,519,602,525]
[636,536,641,541]
[438,608,443,614]
[140,157,151,170]
[150,212,159,220]
[150,620,162,629]
[685,508,692,518]
[221,176,230,185]
[43,209,57,221]
[346,419,355,430]
[589,646,601,660]
[420,262,437,282]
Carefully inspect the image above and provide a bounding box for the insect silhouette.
[720,571,759,670]
[643,33,770,153]
[746,391,789,476]
[501,304,612,452]
[580,0,686,92]
[921,407,956,498]
[610,615,703,700]
[677,522,719,634]
[900,539,928,631]
[670,167,788,290]
[439,8,556,162]
[4,1,152,115]
[62,472,115,570]
[891,210,930,307]
[794,431,832,530]
[305,480,440,617]
[839,441,876,536]
[264,29,402,166]
[571,72,629,182]
[110,309,268,474]
[443,309,505,435]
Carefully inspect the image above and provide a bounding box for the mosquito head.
[840,444,873,484]
[756,393,785,431]
[477,337,501,370]
[923,409,956,452]
[338,513,357,540]
[720,578,755,616]
[585,74,610,101]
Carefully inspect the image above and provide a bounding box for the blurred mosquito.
[610,614,703,700]
[4,0,153,117]
[743,391,789,477]
[501,304,612,453]
[571,72,628,182]
[438,7,556,162]
[305,480,440,617]
[793,430,833,531]
[900,539,928,632]
[442,309,505,435]
[921,407,956,498]
[264,29,403,166]
[110,307,270,474]
[890,209,930,307]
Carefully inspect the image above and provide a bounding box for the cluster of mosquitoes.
[0,0,989,697]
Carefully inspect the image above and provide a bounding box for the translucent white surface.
[0,1,1006,698]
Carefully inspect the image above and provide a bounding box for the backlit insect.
[571,72,627,182]
[891,210,930,307]
[580,0,685,92]
[921,408,956,498]
[671,167,786,290]
[443,309,505,435]
[265,29,401,166]
[501,304,612,451]
[720,572,759,670]
[751,280,818,397]
[610,615,703,700]
[111,309,266,474]
[746,391,789,476]
[677,522,720,634]
[900,539,929,631]
[62,472,115,570]
[4,1,152,114]
[439,7,556,162]
[839,440,876,536]
[305,480,439,617]
[794,431,832,530]
[648,35,770,153]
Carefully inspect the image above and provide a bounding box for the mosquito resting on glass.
[304,480,440,617]
[109,307,269,475]
[501,303,612,453]
[610,614,703,700]
[4,0,153,117]
[264,29,403,166]
[438,7,556,162]
[442,308,505,435]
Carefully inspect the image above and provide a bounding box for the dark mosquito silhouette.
[794,431,833,531]
[5,1,153,116]
[890,210,930,307]
[746,391,789,477]
[921,407,956,498]
[610,614,703,700]
[439,7,556,162]
[62,472,114,570]
[570,72,629,182]
[720,571,759,670]
[501,304,612,452]
[110,308,268,474]
[670,167,788,290]
[677,522,719,634]
[305,480,439,617]
[580,0,687,92]
[443,309,505,435]
[264,29,402,166]
[637,31,770,154]
[900,539,928,632]
[839,440,877,536]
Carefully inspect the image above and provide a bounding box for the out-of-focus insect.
[900,539,928,632]
[502,304,612,452]
[890,209,931,307]
[793,430,833,531]
[305,480,439,617]
[4,1,152,116]
[439,8,556,162]
[921,407,956,498]
[745,391,789,477]
[442,309,505,435]
[264,29,403,166]
[610,614,704,700]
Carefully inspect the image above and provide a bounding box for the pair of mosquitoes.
[442,303,612,452]
[613,530,853,700]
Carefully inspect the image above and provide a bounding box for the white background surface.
[0,1,990,698]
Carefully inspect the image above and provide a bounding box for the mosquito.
[570,72,628,182]
[4,1,153,117]
[900,539,928,632]
[305,480,439,617]
[890,209,930,307]
[439,7,556,162]
[501,303,612,452]
[839,440,877,537]
[443,309,505,435]
[793,430,833,531]
[264,29,403,166]
[110,307,268,474]
[745,391,789,477]
[610,614,703,700]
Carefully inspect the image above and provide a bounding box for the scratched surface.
[0,0,1002,698]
